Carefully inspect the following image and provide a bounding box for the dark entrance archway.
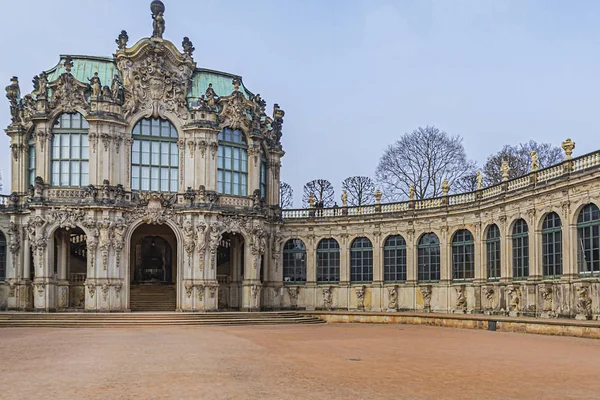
[129,224,177,311]
[217,232,245,310]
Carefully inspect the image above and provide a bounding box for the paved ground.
[0,324,598,400]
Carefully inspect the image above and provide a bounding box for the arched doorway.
[52,227,87,310]
[129,224,177,311]
[217,232,245,310]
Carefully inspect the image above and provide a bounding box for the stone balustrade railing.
[69,273,86,283]
[282,149,600,219]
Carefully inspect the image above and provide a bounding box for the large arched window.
[260,150,267,199]
[452,229,474,280]
[317,238,340,283]
[486,224,501,280]
[0,231,6,281]
[512,219,529,279]
[131,118,179,192]
[384,235,406,282]
[282,239,306,283]
[51,113,89,187]
[418,233,440,282]
[578,203,600,275]
[350,237,373,283]
[218,128,248,196]
[28,128,36,186]
[542,212,562,278]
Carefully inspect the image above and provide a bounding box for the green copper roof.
[44,56,253,104]
[45,55,119,88]
[188,68,253,102]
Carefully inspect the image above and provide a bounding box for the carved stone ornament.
[575,284,593,320]
[387,286,398,310]
[506,285,521,313]
[355,285,366,310]
[322,287,333,310]
[539,284,553,312]
[271,230,284,260]
[48,207,86,230]
[482,285,495,311]
[182,219,196,269]
[454,285,467,312]
[420,285,432,311]
[218,86,253,131]
[115,36,195,121]
[48,57,90,113]
[286,286,300,308]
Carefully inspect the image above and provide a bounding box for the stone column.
[23,236,31,281]
[371,233,383,311]
[241,241,261,311]
[306,238,316,284]
[564,223,578,279]
[529,227,541,280]
[475,229,485,282]
[440,229,450,283]
[57,231,70,310]
[501,225,512,283]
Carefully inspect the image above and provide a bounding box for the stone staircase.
[0,312,325,328]
[130,284,176,312]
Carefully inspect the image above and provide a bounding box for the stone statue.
[182,37,195,57]
[33,72,48,98]
[322,287,333,310]
[111,75,123,103]
[530,151,539,172]
[341,190,348,207]
[5,76,21,124]
[152,9,166,39]
[455,285,467,312]
[89,72,101,97]
[205,83,217,109]
[355,286,366,310]
[576,285,592,320]
[115,30,129,50]
[420,285,432,311]
[387,286,398,310]
[501,160,510,181]
[476,171,483,190]
[442,178,450,196]
[308,193,315,208]
[409,185,415,201]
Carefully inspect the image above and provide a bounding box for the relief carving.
[575,284,593,320]
[286,286,300,308]
[387,286,398,310]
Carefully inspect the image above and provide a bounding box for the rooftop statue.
[151,1,166,39]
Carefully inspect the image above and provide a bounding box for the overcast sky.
[1,0,599,206]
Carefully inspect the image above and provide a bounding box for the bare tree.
[483,141,563,186]
[302,179,335,208]
[375,126,477,201]
[342,176,375,206]
[280,181,294,209]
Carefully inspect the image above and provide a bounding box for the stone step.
[0,313,325,327]
[130,284,176,312]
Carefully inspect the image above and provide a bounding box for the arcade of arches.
[2,3,600,321]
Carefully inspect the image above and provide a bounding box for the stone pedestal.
[57,280,70,310]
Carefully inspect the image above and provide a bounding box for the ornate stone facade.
[0,2,284,312]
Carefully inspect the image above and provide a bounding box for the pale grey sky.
[1,0,599,207]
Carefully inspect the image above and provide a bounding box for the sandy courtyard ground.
[0,323,598,400]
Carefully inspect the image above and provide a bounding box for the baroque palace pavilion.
[1,1,600,319]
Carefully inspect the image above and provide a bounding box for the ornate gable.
[116,37,196,122]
